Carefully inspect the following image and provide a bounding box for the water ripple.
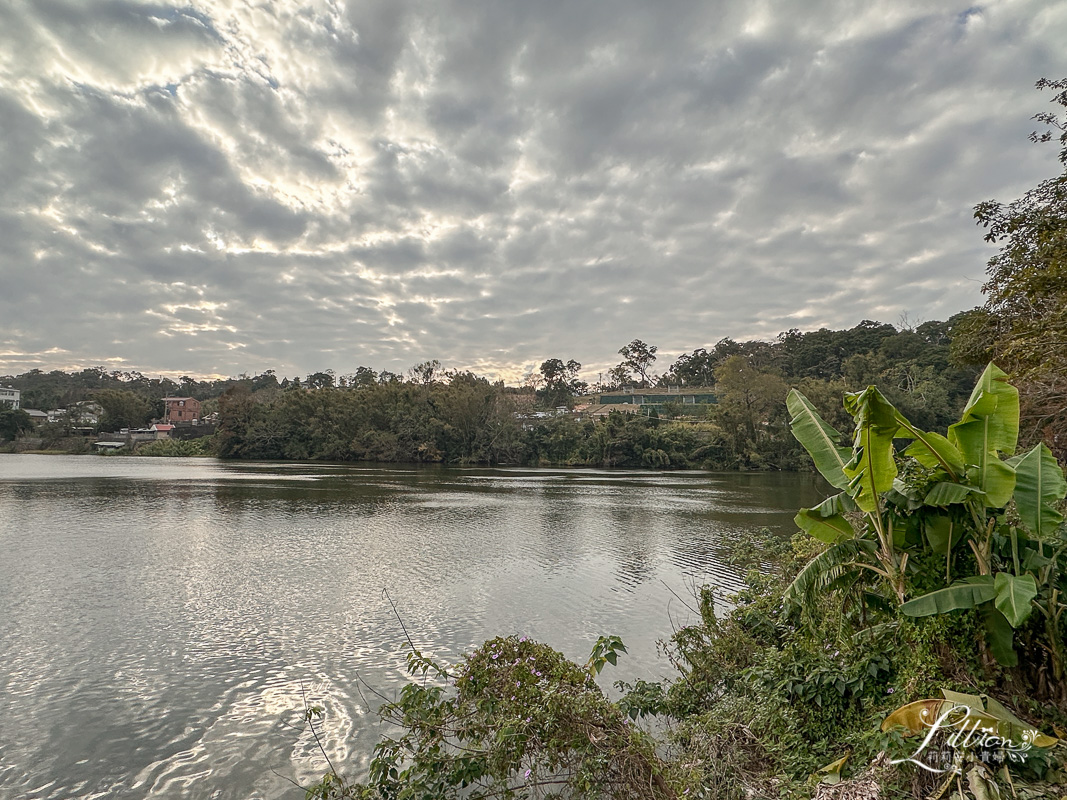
[0,456,822,799]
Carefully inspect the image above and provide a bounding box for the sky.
[0,1,1064,383]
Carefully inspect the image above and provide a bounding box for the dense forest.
[2,315,988,469]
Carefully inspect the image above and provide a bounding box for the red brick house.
[164,397,201,424]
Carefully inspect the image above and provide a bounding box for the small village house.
[164,397,201,424]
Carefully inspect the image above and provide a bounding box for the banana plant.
[786,386,908,603]
[787,364,1067,667]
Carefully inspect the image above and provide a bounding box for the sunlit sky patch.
[1,0,1064,383]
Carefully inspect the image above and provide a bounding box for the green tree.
[663,348,716,387]
[617,339,657,387]
[606,364,631,390]
[711,356,789,468]
[95,389,154,431]
[536,358,585,408]
[348,366,378,388]
[305,370,335,390]
[964,78,1067,457]
[0,408,32,441]
[407,360,442,385]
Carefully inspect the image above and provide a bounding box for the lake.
[0,455,824,799]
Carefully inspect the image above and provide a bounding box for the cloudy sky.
[0,1,1064,382]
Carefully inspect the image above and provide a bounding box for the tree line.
[4,313,993,468]
[0,306,1050,471]
[0,316,1019,468]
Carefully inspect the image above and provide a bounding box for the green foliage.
[616,340,658,387]
[958,78,1067,460]
[134,437,212,457]
[793,507,852,544]
[96,389,155,431]
[304,636,675,799]
[0,408,33,441]
[785,390,850,490]
[1010,443,1067,537]
[841,386,900,513]
[711,356,792,469]
[585,635,627,676]
[899,576,997,617]
[788,363,1067,675]
[614,680,667,721]
[663,563,905,788]
[537,358,586,409]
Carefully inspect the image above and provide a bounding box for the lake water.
[0,455,824,799]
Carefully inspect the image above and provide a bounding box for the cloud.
[0,0,1064,382]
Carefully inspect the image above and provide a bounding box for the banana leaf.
[809,491,858,517]
[783,539,878,609]
[947,364,1020,507]
[900,424,965,477]
[924,482,983,507]
[993,572,1037,628]
[900,576,996,617]
[816,753,849,785]
[795,508,853,543]
[924,515,961,555]
[1008,443,1067,539]
[842,386,900,512]
[881,698,945,734]
[982,606,1018,667]
[950,417,1017,508]
[957,363,1019,456]
[787,389,851,490]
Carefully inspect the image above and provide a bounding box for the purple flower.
[524,769,531,779]
[519,636,527,643]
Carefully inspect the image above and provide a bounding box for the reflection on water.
[0,455,824,799]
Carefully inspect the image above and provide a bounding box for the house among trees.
[0,386,20,409]
[164,396,201,424]
[46,401,103,425]
[583,386,717,413]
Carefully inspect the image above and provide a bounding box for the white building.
[48,401,102,425]
[0,387,19,410]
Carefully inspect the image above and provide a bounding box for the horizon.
[0,312,954,389]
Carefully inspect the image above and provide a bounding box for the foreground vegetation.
[299,365,1067,800]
